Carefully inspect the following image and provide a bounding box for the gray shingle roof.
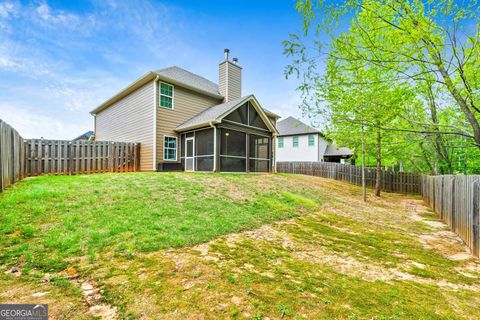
[276,116,320,136]
[155,66,220,97]
[324,145,354,157]
[176,96,251,131]
[72,130,94,141]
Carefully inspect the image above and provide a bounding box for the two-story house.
[276,116,353,163]
[91,49,280,172]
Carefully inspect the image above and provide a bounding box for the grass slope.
[0,173,322,273]
[1,173,480,319]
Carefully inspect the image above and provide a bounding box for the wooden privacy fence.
[0,119,140,192]
[276,161,480,257]
[0,120,25,191]
[276,161,420,194]
[422,175,480,257]
[24,139,140,176]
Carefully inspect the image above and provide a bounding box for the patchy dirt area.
[1,173,480,319]
[88,175,480,319]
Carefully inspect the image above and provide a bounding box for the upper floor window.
[308,134,315,146]
[164,136,177,160]
[160,82,173,109]
[278,137,284,148]
[292,136,299,148]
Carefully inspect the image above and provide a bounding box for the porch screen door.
[185,137,194,171]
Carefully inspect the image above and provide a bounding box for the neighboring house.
[72,130,94,141]
[91,49,280,172]
[276,116,353,163]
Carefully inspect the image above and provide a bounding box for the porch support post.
[210,122,218,172]
[272,134,276,173]
[246,133,250,173]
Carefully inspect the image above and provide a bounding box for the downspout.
[209,121,217,172]
[153,75,160,171]
[93,114,96,141]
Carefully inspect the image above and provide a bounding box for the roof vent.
[224,48,230,60]
[232,57,238,64]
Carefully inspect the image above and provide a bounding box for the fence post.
[440,176,444,220]
[473,180,479,257]
[451,177,456,233]
[432,178,436,213]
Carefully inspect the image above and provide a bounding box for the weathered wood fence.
[0,120,25,191]
[24,139,140,176]
[276,161,420,194]
[421,175,480,257]
[0,119,140,191]
[277,161,480,257]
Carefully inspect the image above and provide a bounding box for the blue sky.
[0,0,308,139]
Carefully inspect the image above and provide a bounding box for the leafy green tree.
[284,0,480,178]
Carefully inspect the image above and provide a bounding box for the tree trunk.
[375,124,381,197]
[426,84,453,174]
[428,49,480,148]
[361,129,366,202]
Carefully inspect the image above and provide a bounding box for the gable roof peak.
[175,94,277,133]
[277,116,321,136]
[154,66,221,97]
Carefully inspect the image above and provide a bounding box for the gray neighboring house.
[275,116,353,163]
[91,49,280,172]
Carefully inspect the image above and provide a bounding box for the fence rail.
[0,119,140,192]
[277,161,480,257]
[276,161,420,194]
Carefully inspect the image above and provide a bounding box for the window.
[308,134,315,146]
[164,136,177,160]
[160,82,173,109]
[293,136,299,148]
[278,137,284,148]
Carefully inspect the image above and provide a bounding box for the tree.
[284,0,480,177]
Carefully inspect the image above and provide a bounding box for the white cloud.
[0,103,91,139]
[0,1,16,18]
[0,0,201,139]
[35,2,79,25]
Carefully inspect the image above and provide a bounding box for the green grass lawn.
[0,173,322,273]
[1,172,480,319]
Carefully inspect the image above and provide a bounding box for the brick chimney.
[219,49,242,102]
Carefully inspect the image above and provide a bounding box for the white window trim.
[278,136,284,148]
[292,136,299,148]
[163,135,178,161]
[159,82,174,110]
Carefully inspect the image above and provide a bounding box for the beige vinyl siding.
[95,81,154,171]
[219,63,226,100]
[156,82,222,162]
[218,61,242,102]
